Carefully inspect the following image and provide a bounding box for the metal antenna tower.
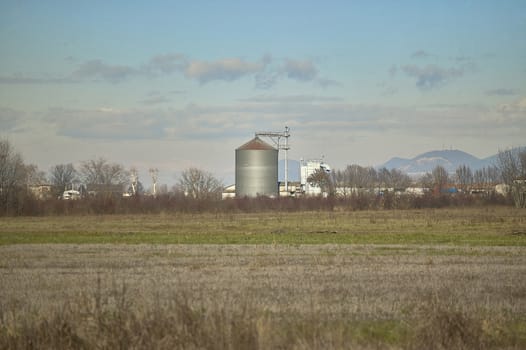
[255,126,291,193]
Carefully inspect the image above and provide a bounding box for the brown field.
[1,208,526,349]
[2,243,526,349]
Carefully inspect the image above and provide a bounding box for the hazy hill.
[277,147,523,181]
[380,149,502,175]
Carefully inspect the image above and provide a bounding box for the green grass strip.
[1,230,524,246]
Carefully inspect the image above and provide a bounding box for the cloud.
[498,97,526,121]
[411,50,433,58]
[1,53,336,89]
[401,64,464,90]
[486,88,519,96]
[44,107,167,140]
[147,53,188,74]
[282,59,318,81]
[255,58,340,89]
[0,60,138,85]
[184,58,264,84]
[255,71,280,89]
[0,75,75,84]
[72,60,138,83]
[452,56,472,62]
[239,95,344,103]
[0,107,23,131]
[316,77,342,88]
[64,56,77,63]
[25,99,526,143]
[140,96,171,105]
[9,96,526,182]
[377,82,398,96]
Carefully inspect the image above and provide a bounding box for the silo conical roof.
[236,137,276,151]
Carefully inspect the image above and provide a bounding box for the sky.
[1,0,525,186]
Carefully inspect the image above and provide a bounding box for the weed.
[1,243,525,349]
[409,292,487,350]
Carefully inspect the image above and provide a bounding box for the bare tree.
[473,168,487,188]
[345,164,376,189]
[177,168,223,200]
[23,164,47,186]
[487,165,501,184]
[378,167,411,189]
[330,169,350,197]
[432,165,449,194]
[49,163,77,195]
[455,165,473,192]
[79,158,128,185]
[391,169,412,189]
[498,148,526,184]
[377,167,391,188]
[0,139,28,214]
[498,148,526,207]
[419,172,434,189]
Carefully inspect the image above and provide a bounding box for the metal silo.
[236,137,278,197]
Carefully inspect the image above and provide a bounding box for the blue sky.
[1,1,525,185]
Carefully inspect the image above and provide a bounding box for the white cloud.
[316,77,342,88]
[43,107,167,140]
[0,75,75,84]
[72,60,138,83]
[146,53,188,74]
[239,95,343,103]
[498,97,526,122]
[140,96,171,105]
[184,58,264,84]
[282,59,318,81]
[1,53,339,90]
[486,88,519,96]
[0,107,23,131]
[411,50,433,59]
[5,95,526,186]
[401,64,464,90]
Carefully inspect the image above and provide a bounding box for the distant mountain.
[380,149,502,175]
[278,148,523,181]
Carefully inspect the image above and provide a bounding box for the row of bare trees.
[307,148,525,208]
[308,165,412,196]
[1,139,223,209]
[48,161,222,199]
[421,164,502,194]
[2,137,525,214]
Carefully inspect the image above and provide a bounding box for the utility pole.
[256,126,291,194]
[149,168,158,196]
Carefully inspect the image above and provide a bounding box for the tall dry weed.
[409,291,487,350]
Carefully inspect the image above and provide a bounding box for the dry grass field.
[1,207,525,349]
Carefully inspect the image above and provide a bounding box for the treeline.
[309,163,504,194]
[308,149,526,208]
[1,138,525,216]
[0,138,224,215]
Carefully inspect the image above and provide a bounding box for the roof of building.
[236,137,276,151]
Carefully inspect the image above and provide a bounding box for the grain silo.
[236,137,278,197]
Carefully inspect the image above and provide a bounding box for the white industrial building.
[300,158,331,196]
